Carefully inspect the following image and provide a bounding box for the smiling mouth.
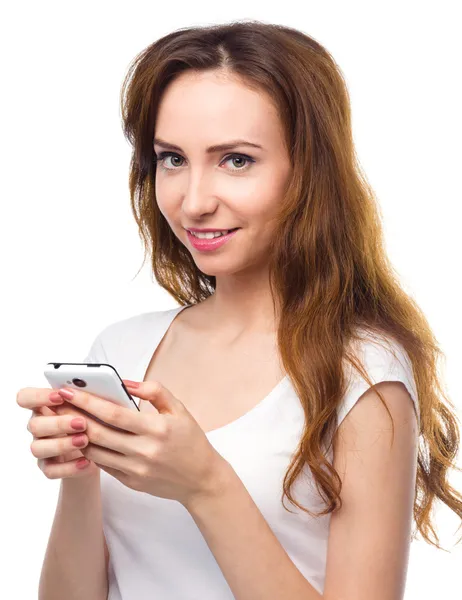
[188,228,239,236]
[186,228,241,248]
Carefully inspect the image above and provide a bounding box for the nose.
[181,170,218,215]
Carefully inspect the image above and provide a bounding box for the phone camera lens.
[72,378,87,388]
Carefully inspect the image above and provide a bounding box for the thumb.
[123,380,178,415]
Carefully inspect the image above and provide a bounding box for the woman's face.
[154,70,292,276]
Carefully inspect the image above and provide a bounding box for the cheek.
[238,188,282,224]
[155,191,176,226]
[155,175,174,209]
[246,173,286,209]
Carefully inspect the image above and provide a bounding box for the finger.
[38,456,94,479]
[53,402,132,435]
[81,443,134,474]
[53,403,90,419]
[97,464,122,477]
[97,463,129,483]
[84,416,138,456]
[27,408,56,434]
[17,387,65,410]
[58,388,146,434]
[38,405,63,418]
[30,432,89,459]
[27,414,87,438]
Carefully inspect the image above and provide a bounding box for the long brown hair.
[119,19,462,550]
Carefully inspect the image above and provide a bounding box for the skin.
[154,69,292,340]
[18,70,294,479]
[18,389,97,478]
[19,69,418,600]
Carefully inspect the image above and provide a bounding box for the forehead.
[155,71,282,146]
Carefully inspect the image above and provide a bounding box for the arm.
[185,462,321,600]
[323,381,418,600]
[39,472,109,600]
[185,381,418,600]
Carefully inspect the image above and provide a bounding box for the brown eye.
[222,154,255,172]
[155,152,184,170]
[231,156,246,168]
[154,151,255,173]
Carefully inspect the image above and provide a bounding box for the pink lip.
[186,228,240,251]
[186,227,238,232]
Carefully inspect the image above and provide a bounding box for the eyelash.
[154,151,255,174]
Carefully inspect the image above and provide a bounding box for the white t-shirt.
[83,304,420,599]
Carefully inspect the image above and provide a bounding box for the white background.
[2,1,461,598]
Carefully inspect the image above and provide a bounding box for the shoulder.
[82,308,175,363]
[339,328,420,432]
[325,375,419,598]
[97,309,165,343]
[346,328,413,378]
[324,330,420,597]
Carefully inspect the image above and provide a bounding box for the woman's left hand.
[56,380,232,508]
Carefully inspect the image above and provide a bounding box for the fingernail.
[76,458,90,469]
[71,418,85,431]
[49,391,65,404]
[123,379,140,388]
[58,388,74,400]
[72,434,87,447]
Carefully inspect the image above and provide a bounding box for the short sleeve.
[338,333,420,431]
[82,332,108,364]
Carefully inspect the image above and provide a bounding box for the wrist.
[61,467,100,488]
[184,458,236,514]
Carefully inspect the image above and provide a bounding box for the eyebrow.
[153,137,264,153]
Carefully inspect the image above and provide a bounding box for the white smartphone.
[43,362,140,431]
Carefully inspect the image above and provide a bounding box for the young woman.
[20,20,461,600]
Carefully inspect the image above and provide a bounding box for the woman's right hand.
[17,387,99,479]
